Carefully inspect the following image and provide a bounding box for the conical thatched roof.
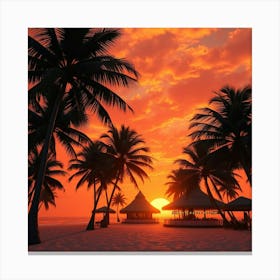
[120,191,160,213]
[162,188,225,210]
[224,196,252,211]
[95,206,116,213]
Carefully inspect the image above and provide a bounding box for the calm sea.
[39,214,120,226]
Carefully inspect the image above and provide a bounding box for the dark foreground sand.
[29,223,251,252]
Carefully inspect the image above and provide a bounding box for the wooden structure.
[120,191,160,223]
[224,196,252,230]
[224,197,252,212]
[162,187,225,227]
[162,187,225,212]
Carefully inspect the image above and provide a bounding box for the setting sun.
[151,198,172,218]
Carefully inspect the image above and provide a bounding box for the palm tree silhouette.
[28,95,91,157]
[68,141,117,230]
[189,85,252,186]
[39,189,57,211]
[165,169,198,200]
[112,192,127,222]
[101,125,153,226]
[28,149,66,210]
[175,141,241,224]
[28,28,138,244]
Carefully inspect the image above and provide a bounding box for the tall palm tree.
[68,141,117,230]
[101,125,153,226]
[112,192,127,222]
[28,149,66,210]
[175,141,241,224]
[28,28,138,244]
[189,85,252,186]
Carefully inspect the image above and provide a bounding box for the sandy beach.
[29,222,251,252]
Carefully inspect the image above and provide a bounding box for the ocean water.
[39,214,121,226]
[39,211,246,226]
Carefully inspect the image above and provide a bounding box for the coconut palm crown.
[112,192,127,222]
[28,94,91,157]
[28,149,66,210]
[101,125,153,188]
[101,125,153,226]
[165,168,198,200]
[189,85,252,185]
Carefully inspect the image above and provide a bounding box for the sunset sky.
[38,28,252,218]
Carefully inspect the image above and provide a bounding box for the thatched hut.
[224,196,252,230]
[163,187,225,212]
[224,196,252,212]
[120,191,160,223]
[162,188,225,227]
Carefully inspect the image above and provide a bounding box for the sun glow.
[150,198,172,218]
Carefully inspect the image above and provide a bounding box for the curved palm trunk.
[86,183,103,230]
[104,174,121,227]
[28,185,35,208]
[240,152,252,187]
[116,204,120,222]
[204,177,229,225]
[28,89,64,245]
[105,189,109,223]
[228,211,238,223]
[234,143,251,187]
[86,181,97,230]
[105,189,109,205]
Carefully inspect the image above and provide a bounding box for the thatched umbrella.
[224,197,252,211]
[120,191,160,220]
[95,206,116,214]
[95,206,116,228]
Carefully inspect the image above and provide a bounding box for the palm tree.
[39,189,57,211]
[28,95,91,157]
[175,141,241,224]
[189,85,252,186]
[28,28,138,244]
[101,125,153,226]
[112,192,127,222]
[28,149,66,210]
[165,169,198,200]
[68,141,117,230]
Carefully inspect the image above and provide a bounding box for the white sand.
[29,223,252,252]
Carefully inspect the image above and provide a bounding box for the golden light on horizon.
[150,198,172,218]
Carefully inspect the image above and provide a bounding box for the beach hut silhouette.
[162,187,225,227]
[120,191,160,223]
[224,196,252,230]
[163,187,225,214]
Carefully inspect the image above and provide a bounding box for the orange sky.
[37,28,252,218]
